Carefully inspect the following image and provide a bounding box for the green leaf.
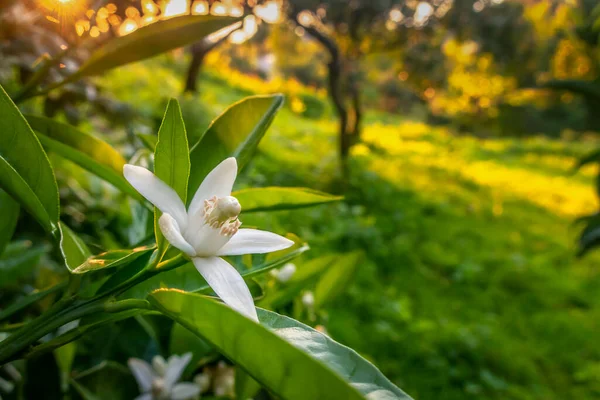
[0,282,66,322]
[149,290,412,400]
[187,94,284,201]
[72,245,155,275]
[59,222,92,272]
[236,368,262,400]
[154,99,190,256]
[234,187,343,213]
[0,84,59,234]
[0,189,19,256]
[314,251,363,308]
[136,133,157,151]
[71,361,138,400]
[69,15,239,80]
[26,115,139,199]
[169,321,213,375]
[0,240,49,287]
[258,254,337,309]
[121,239,308,299]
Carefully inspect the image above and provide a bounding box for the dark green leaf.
[154,99,190,256]
[59,222,92,272]
[71,361,138,400]
[233,187,342,213]
[149,290,411,400]
[187,94,284,201]
[70,16,239,79]
[72,245,155,275]
[0,240,49,286]
[26,115,140,199]
[0,84,59,234]
[0,189,19,256]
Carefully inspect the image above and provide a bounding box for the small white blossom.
[128,353,200,400]
[124,157,294,321]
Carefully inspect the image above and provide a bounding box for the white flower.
[128,353,200,400]
[124,157,294,321]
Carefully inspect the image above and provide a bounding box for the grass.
[100,57,600,399]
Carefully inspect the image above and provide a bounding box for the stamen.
[203,195,242,234]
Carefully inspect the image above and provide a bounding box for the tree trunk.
[295,17,350,175]
[184,33,232,93]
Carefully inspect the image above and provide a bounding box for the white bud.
[302,291,315,308]
[276,263,296,283]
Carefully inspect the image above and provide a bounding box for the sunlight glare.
[254,1,281,24]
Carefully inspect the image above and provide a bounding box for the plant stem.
[0,254,187,365]
[0,300,104,364]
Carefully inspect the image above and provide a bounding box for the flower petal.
[127,358,155,392]
[159,214,196,256]
[192,256,258,321]
[216,229,294,256]
[164,353,193,390]
[134,394,152,400]
[171,383,201,400]
[124,164,188,229]
[188,157,237,217]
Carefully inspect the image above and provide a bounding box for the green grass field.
[100,58,600,399]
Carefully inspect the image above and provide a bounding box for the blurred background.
[2,0,600,398]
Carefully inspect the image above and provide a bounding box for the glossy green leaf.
[72,245,155,274]
[169,322,213,375]
[121,239,308,299]
[188,94,284,201]
[154,99,190,256]
[0,189,19,256]
[59,222,92,272]
[149,290,412,400]
[69,15,239,79]
[236,368,262,400]
[0,84,59,234]
[26,115,140,199]
[233,187,342,213]
[314,251,363,308]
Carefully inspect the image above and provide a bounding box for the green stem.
[0,300,104,364]
[0,281,67,322]
[0,254,187,365]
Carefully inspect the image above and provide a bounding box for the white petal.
[192,257,258,321]
[134,394,152,400]
[164,353,192,389]
[188,157,237,217]
[189,223,232,257]
[170,383,201,400]
[124,164,188,229]
[159,214,197,257]
[216,229,294,256]
[128,358,155,392]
